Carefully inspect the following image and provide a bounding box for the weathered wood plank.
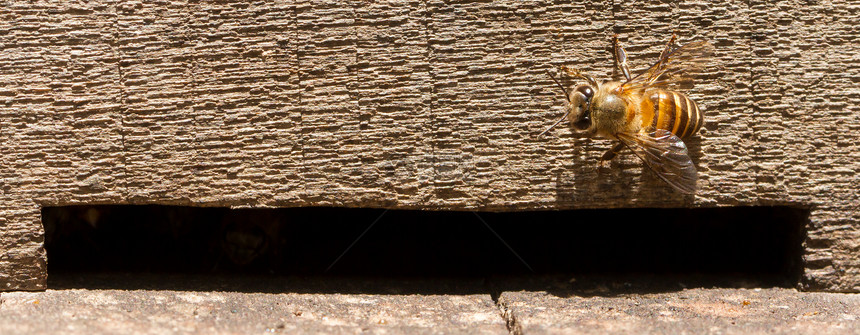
[0,0,857,291]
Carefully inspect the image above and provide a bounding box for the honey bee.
[543,35,713,194]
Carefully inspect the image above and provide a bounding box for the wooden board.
[0,0,857,291]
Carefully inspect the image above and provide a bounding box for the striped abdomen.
[638,89,703,139]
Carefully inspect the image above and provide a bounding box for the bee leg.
[598,142,625,168]
[561,65,599,87]
[659,33,679,61]
[652,34,679,78]
[613,35,631,82]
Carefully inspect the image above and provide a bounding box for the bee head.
[567,84,595,131]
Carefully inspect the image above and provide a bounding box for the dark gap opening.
[43,205,807,294]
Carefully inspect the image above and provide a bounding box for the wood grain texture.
[0,1,857,291]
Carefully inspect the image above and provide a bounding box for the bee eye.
[576,85,594,100]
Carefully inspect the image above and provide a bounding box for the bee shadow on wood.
[553,148,699,205]
[554,153,639,207]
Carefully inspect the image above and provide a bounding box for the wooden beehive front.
[0,1,857,291]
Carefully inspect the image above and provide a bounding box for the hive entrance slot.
[43,205,806,289]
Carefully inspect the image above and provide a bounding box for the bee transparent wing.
[619,40,714,92]
[616,130,698,194]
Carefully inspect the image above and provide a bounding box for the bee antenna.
[538,112,569,138]
[546,69,570,102]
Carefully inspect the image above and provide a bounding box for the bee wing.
[616,130,698,194]
[619,40,714,92]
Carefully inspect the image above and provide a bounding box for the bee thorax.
[590,91,630,137]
